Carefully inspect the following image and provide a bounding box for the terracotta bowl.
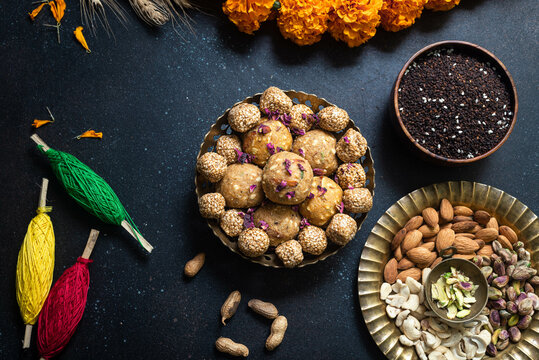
[195,90,375,268]
[391,40,518,165]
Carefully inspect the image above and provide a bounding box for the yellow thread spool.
[16,178,55,348]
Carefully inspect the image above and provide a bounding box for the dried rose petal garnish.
[298,148,305,157]
[313,168,325,176]
[276,180,287,192]
[239,211,254,228]
[300,218,310,229]
[317,185,327,195]
[235,148,254,164]
[258,220,269,230]
[284,159,292,175]
[343,136,350,144]
[285,191,295,199]
[307,193,314,199]
[290,127,305,136]
[267,143,275,155]
[249,184,257,193]
[337,202,345,213]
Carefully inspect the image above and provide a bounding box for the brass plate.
[358,181,538,359]
[195,90,375,268]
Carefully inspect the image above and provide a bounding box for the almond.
[383,258,398,284]
[452,221,478,233]
[436,228,455,253]
[471,225,483,233]
[497,235,513,250]
[499,225,518,244]
[440,223,453,230]
[430,257,443,269]
[474,210,491,225]
[454,205,474,217]
[421,242,435,252]
[422,207,439,227]
[458,233,475,239]
[454,215,474,222]
[474,239,485,249]
[486,217,499,230]
[407,247,437,268]
[404,216,424,231]
[397,257,415,270]
[394,246,403,261]
[475,228,498,242]
[477,245,493,257]
[391,228,407,251]
[439,199,454,223]
[418,224,440,238]
[401,230,423,254]
[454,237,480,254]
[453,253,476,260]
[423,235,437,243]
[396,268,422,282]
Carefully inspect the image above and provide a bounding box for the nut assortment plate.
[357,181,538,359]
[195,90,375,268]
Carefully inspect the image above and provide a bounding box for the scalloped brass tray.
[358,181,538,359]
[195,90,375,268]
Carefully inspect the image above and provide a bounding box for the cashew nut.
[402,316,422,341]
[386,294,406,308]
[392,279,404,293]
[396,310,410,327]
[402,294,420,311]
[406,277,422,294]
[380,282,392,300]
[428,350,445,360]
[422,268,431,286]
[386,305,401,319]
[415,341,428,360]
[428,318,449,333]
[422,331,441,350]
[399,334,415,347]
[463,338,478,359]
[418,286,425,304]
[441,331,463,348]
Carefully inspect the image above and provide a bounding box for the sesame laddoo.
[292,129,338,176]
[262,151,313,205]
[253,202,301,247]
[228,103,261,133]
[343,188,373,213]
[335,163,366,190]
[326,213,357,246]
[220,209,245,237]
[289,104,314,134]
[317,106,349,132]
[199,193,226,219]
[242,119,293,167]
[275,240,304,268]
[336,128,368,163]
[196,152,227,183]
[259,87,293,114]
[217,163,264,208]
[297,225,327,255]
[299,176,343,226]
[238,228,270,257]
[216,135,242,165]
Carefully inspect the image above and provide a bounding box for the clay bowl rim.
[424,258,489,325]
[392,40,519,165]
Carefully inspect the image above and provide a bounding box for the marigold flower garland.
[222,0,463,47]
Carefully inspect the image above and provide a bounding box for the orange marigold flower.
[76,130,103,139]
[379,0,428,32]
[328,0,383,47]
[222,0,275,35]
[425,0,461,12]
[277,0,332,46]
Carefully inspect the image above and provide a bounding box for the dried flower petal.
[313,168,325,176]
[243,213,254,228]
[307,193,314,199]
[337,202,344,213]
[74,26,91,53]
[285,191,295,199]
[284,159,292,175]
[249,184,257,193]
[290,127,306,136]
[348,185,354,189]
[317,185,327,195]
[300,218,310,229]
[298,148,305,157]
[258,220,269,230]
[29,3,46,21]
[32,119,53,128]
[297,163,305,171]
[343,136,350,143]
[276,180,287,192]
[235,148,254,164]
[276,146,284,153]
[49,0,66,23]
[76,130,102,139]
[267,142,276,155]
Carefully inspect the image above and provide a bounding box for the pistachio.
[491,328,501,345]
[513,241,524,251]
[506,264,515,277]
[517,248,530,261]
[481,256,491,266]
[527,293,539,310]
[516,259,531,268]
[513,280,521,295]
[508,314,519,326]
[524,282,534,294]
[488,287,502,300]
[486,343,497,356]
[506,301,518,314]
[517,314,532,329]
[496,338,509,350]
[489,309,500,328]
[498,248,512,263]
[508,326,521,342]
[518,298,534,315]
[493,259,505,276]
[530,276,539,286]
[488,298,506,310]
[487,274,495,285]
[506,286,516,302]
[516,292,528,304]
[481,266,493,279]
[492,275,509,288]
[509,252,518,265]
[492,240,502,254]
[498,329,509,341]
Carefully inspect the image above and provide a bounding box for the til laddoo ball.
[289,104,314,134]
[216,135,242,165]
[259,87,293,115]
[343,188,373,213]
[197,152,227,183]
[253,202,301,247]
[238,228,270,257]
[297,225,327,255]
[335,163,366,190]
[326,213,357,246]
[220,209,245,237]
[198,193,226,219]
[299,176,343,226]
[217,163,264,208]
[228,103,261,133]
[292,129,338,176]
[275,240,304,268]
[262,151,313,205]
[336,128,367,163]
[242,119,293,167]
[317,106,349,132]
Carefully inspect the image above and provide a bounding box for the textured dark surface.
[0,1,538,359]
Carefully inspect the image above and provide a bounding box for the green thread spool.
[30,134,153,253]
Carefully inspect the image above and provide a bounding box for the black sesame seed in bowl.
[392,41,518,165]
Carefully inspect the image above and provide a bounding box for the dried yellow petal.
[32,119,53,128]
[29,3,46,21]
[77,130,102,139]
[49,0,66,23]
[74,26,91,53]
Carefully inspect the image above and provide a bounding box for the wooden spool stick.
[39,178,49,209]
[30,134,50,152]
[23,324,33,349]
[121,220,154,253]
[82,229,100,259]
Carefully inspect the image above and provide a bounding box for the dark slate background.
[1,1,538,359]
